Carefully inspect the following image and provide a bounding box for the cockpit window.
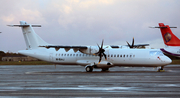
[150,51,164,56]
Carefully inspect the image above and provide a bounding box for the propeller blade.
[98,53,102,64]
[97,39,107,64]
[132,37,134,48]
[126,37,135,48]
[103,53,107,60]
[126,41,131,48]
[101,39,104,50]
[97,43,100,49]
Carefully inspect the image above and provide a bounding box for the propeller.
[94,39,107,64]
[126,37,135,48]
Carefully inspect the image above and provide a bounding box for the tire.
[86,66,93,72]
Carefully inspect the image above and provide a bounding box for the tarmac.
[0,64,180,97]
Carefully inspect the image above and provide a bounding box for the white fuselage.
[19,48,171,67]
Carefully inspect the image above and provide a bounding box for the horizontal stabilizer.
[7,25,41,27]
[149,26,177,28]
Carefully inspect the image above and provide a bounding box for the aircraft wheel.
[101,68,109,72]
[86,66,93,72]
[157,66,165,72]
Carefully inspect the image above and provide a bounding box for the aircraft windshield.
[150,51,164,56]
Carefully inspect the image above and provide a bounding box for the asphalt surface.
[0,65,180,98]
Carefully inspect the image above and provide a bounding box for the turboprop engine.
[79,46,99,55]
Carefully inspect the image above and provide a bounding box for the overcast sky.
[0,0,180,52]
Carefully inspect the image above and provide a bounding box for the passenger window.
[117,55,119,57]
[79,54,81,56]
[108,55,110,57]
[123,55,125,57]
[120,55,122,57]
[67,54,69,56]
[73,54,75,56]
[114,55,116,57]
[61,54,63,56]
[64,54,66,56]
[127,55,128,57]
[130,55,132,57]
[70,54,72,56]
[111,55,113,57]
[56,58,58,60]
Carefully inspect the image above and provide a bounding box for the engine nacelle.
[79,46,110,55]
[94,61,113,68]
[79,46,99,55]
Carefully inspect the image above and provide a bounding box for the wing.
[133,44,149,48]
[110,44,149,49]
[39,45,88,52]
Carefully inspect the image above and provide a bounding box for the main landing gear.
[157,66,165,72]
[85,65,110,72]
[85,66,93,72]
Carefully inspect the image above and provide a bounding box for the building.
[2,55,39,61]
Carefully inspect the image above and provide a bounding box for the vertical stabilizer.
[158,23,180,46]
[8,21,49,50]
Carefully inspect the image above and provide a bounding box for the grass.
[171,60,180,64]
[0,61,52,65]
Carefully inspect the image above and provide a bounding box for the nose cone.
[167,57,172,64]
[163,56,172,64]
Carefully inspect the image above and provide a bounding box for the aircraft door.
[49,53,53,62]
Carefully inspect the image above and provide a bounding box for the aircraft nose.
[163,56,172,64]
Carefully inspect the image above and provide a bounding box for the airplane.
[151,23,180,58]
[8,21,172,72]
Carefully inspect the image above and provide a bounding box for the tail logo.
[164,32,171,42]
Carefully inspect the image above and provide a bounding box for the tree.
[0,51,5,61]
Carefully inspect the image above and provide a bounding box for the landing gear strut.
[157,66,164,72]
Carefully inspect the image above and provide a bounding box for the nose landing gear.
[157,66,165,72]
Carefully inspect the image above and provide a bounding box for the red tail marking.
[159,23,180,46]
